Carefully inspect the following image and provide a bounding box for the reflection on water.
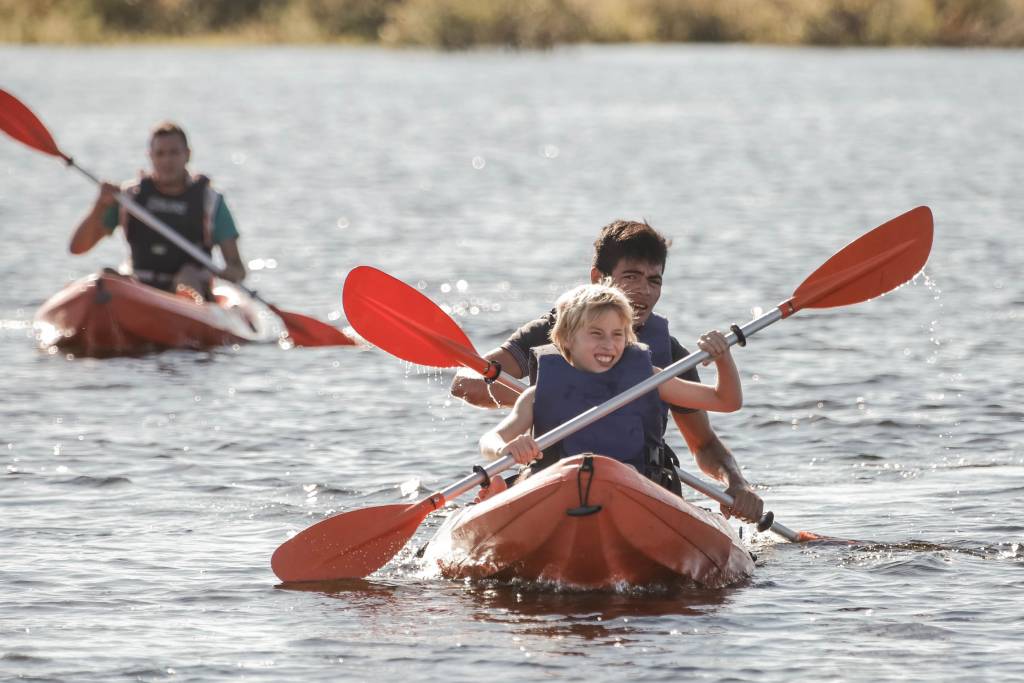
[280,575,738,644]
[460,582,732,639]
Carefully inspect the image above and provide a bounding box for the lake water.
[2,44,1022,681]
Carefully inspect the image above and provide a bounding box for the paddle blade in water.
[271,499,437,583]
[0,89,67,159]
[269,304,356,347]
[343,266,485,370]
[794,530,859,544]
[785,206,933,315]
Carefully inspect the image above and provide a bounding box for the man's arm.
[672,409,764,522]
[450,312,554,409]
[70,182,119,254]
[210,197,245,282]
[217,237,246,283]
[450,347,524,408]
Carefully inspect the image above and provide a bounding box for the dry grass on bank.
[3,0,1024,47]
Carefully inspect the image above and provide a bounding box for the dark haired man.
[70,121,245,298]
[450,220,764,522]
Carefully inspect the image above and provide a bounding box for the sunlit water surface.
[2,45,1022,681]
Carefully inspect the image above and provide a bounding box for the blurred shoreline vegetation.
[3,0,1024,48]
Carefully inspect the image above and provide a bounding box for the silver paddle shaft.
[439,306,785,502]
[494,372,527,393]
[71,163,227,279]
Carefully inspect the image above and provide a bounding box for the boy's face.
[566,308,628,374]
[591,258,664,327]
[149,134,190,183]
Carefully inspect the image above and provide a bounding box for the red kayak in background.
[425,454,755,590]
[2,88,360,351]
[34,271,284,356]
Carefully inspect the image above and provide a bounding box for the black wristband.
[730,323,747,347]
[473,464,492,489]
[483,359,503,385]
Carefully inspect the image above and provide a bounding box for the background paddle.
[271,206,933,582]
[0,88,353,348]
[343,265,526,392]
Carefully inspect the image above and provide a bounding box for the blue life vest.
[636,312,673,429]
[636,312,672,368]
[531,343,664,473]
[122,175,214,284]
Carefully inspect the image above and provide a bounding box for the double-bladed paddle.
[0,88,354,348]
[342,266,527,393]
[270,206,933,581]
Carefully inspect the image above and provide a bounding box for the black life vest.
[120,175,214,284]
[531,343,664,474]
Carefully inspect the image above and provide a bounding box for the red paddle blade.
[794,530,860,545]
[785,206,933,316]
[343,266,487,371]
[268,304,355,347]
[0,89,68,160]
[271,499,437,583]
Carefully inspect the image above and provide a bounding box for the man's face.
[149,134,190,183]
[591,258,664,327]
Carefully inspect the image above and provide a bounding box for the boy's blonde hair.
[550,283,637,360]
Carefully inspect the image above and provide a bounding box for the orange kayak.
[33,271,281,356]
[427,454,755,590]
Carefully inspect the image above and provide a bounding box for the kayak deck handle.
[567,455,603,517]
